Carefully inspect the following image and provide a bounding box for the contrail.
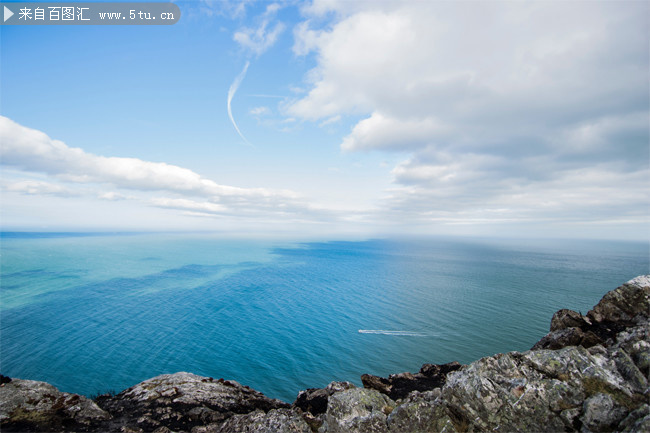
[227,61,252,146]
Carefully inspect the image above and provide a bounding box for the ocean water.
[0,233,648,402]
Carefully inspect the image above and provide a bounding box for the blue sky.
[1,0,648,239]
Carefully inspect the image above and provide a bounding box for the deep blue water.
[0,233,648,402]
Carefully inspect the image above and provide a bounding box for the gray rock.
[611,324,650,376]
[201,408,311,433]
[440,351,578,432]
[96,372,289,432]
[0,378,110,432]
[580,393,627,432]
[433,339,648,432]
[386,390,453,433]
[618,404,650,432]
[612,348,648,394]
[321,388,394,433]
[119,373,287,412]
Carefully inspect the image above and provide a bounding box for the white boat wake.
[358,329,427,337]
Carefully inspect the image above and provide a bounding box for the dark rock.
[362,362,461,400]
[0,375,12,385]
[360,375,392,396]
[532,326,604,350]
[292,381,354,416]
[419,361,461,377]
[550,308,592,331]
[293,387,328,415]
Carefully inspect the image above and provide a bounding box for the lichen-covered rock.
[0,378,110,432]
[440,351,578,432]
[385,390,455,433]
[611,348,648,394]
[197,408,311,433]
[320,388,395,433]
[426,339,648,432]
[580,393,627,432]
[96,372,289,432]
[523,346,632,395]
[618,404,650,432]
[610,324,650,377]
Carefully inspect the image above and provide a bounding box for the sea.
[0,233,647,402]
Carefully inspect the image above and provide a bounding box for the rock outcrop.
[361,362,461,400]
[95,373,294,433]
[1,275,648,432]
[0,376,109,432]
[532,275,650,352]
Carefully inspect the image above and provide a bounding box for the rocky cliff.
[1,276,648,433]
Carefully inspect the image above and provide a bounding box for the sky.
[1,0,648,240]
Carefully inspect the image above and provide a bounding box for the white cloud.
[0,116,385,233]
[234,21,285,55]
[233,4,286,56]
[150,197,228,215]
[3,180,74,196]
[319,114,341,127]
[341,112,448,152]
[292,20,320,56]
[0,116,308,215]
[383,152,650,233]
[98,191,128,201]
[287,1,649,233]
[250,106,271,116]
[291,2,647,126]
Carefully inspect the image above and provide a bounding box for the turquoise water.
[0,233,648,402]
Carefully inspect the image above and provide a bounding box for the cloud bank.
[0,116,324,223]
[288,0,649,232]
